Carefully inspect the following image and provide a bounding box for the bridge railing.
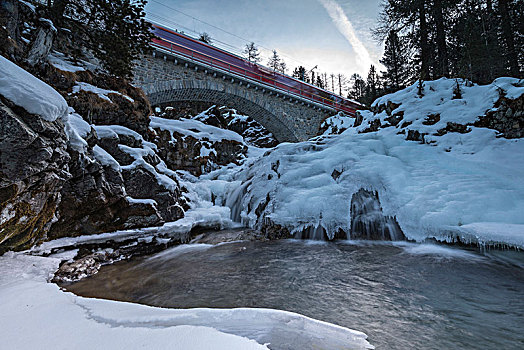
[150,36,360,116]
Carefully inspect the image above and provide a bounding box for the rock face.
[47,147,163,240]
[475,95,524,138]
[67,77,152,135]
[1,45,187,251]
[26,18,56,67]
[150,115,248,177]
[0,97,70,253]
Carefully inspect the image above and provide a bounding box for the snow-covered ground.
[0,50,375,350]
[210,78,524,248]
[0,250,373,350]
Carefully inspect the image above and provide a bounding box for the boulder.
[0,98,70,253]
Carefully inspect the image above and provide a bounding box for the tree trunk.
[419,0,430,80]
[433,0,449,77]
[498,0,520,76]
[0,0,19,43]
[26,19,56,66]
[49,0,67,27]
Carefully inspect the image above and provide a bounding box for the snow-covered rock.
[356,77,524,143]
[150,116,247,176]
[0,55,71,253]
[0,55,67,121]
[217,78,524,248]
[192,106,278,148]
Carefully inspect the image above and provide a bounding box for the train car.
[150,23,363,116]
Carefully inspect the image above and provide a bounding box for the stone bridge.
[132,50,336,142]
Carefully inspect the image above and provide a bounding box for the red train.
[150,23,362,116]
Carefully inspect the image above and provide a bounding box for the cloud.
[318,0,374,72]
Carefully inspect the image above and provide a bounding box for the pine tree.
[199,32,212,44]
[292,66,308,82]
[363,65,380,105]
[432,0,449,77]
[321,73,328,89]
[267,50,284,72]
[376,0,522,83]
[279,61,287,74]
[244,42,261,63]
[380,30,409,92]
[348,73,366,102]
[498,0,520,76]
[46,0,153,78]
[316,76,325,89]
[337,73,347,96]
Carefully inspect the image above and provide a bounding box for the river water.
[64,240,524,349]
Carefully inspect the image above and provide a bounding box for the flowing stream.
[64,240,524,350]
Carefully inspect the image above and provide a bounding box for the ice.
[126,196,157,206]
[0,252,373,350]
[0,55,68,121]
[215,78,524,248]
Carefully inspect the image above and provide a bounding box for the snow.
[126,196,157,206]
[72,82,134,103]
[150,116,244,143]
[93,124,181,192]
[367,77,524,140]
[48,52,86,72]
[158,205,238,237]
[19,0,36,12]
[0,253,271,350]
[38,18,56,32]
[213,78,524,248]
[93,145,121,171]
[30,228,160,255]
[320,112,355,135]
[62,109,90,151]
[0,55,68,121]
[456,222,524,247]
[94,125,146,142]
[0,251,372,350]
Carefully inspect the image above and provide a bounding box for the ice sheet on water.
[0,251,373,350]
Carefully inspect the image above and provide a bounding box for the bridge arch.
[133,53,334,142]
[143,79,300,142]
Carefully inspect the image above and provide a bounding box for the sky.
[145,0,384,79]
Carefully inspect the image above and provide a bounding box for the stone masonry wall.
[133,53,333,142]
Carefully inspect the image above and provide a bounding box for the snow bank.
[365,77,524,144]
[320,112,355,135]
[0,253,270,350]
[0,55,67,121]
[0,251,373,350]
[150,116,244,143]
[220,78,524,247]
